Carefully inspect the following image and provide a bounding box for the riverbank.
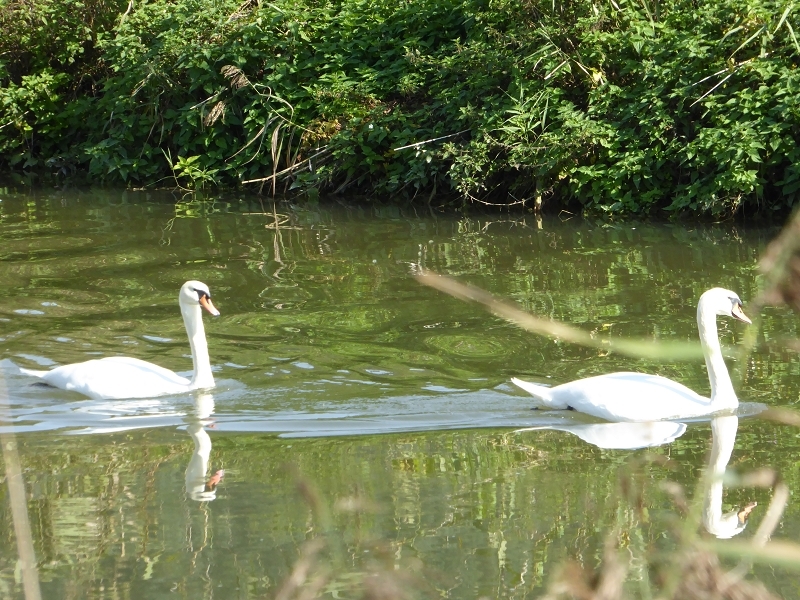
[2,0,799,217]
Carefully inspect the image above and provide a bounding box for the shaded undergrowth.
[2,0,800,216]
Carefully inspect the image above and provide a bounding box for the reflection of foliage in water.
[1,421,796,598]
[0,190,789,399]
[2,191,800,598]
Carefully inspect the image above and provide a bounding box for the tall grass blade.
[785,21,800,54]
[691,71,735,107]
[0,371,43,600]
[541,95,549,132]
[729,24,768,59]
[774,4,794,34]
[703,540,800,567]
[721,24,745,43]
[544,59,569,80]
[416,272,704,361]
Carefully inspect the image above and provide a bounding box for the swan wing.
[36,357,190,400]
[549,372,712,422]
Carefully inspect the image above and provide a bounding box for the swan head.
[180,281,220,316]
[699,288,751,324]
[708,501,758,539]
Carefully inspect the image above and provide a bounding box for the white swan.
[19,280,220,400]
[703,415,757,539]
[510,288,751,422]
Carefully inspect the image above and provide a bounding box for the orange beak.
[205,470,224,492]
[731,302,751,324]
[738,501,758,523]
[199,295,220,316]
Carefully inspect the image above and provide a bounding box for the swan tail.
[0,359,44,377]
[511,377,567,409]
[18,366,49,378]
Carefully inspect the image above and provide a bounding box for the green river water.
[0,189,799,599]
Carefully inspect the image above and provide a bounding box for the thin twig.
[119,0,134,23]
[392,129,471,151]
[690,72,736,107]
[690,58,755,106]
[241,147,330,184]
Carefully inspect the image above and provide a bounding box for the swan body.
[19,281,220,400]
[511,288,751,422]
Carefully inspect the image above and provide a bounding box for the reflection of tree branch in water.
[241,204,303,280]
[273,209,286,280]
[315,228,334,257]
[159,194,222,246]
[160,216,176,246]
[186,505,212,575]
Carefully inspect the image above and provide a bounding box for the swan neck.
[709,415,737,476]
[697,301,735,404]
[182,303,214,389]
[185,424,212,498]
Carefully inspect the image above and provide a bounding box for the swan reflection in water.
[515,415,758,538]
[703,415,758,539]
[514,421,688,450]
[185,392,224,502]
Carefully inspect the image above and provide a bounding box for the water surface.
[0,189,799,599]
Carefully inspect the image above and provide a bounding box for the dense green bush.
[1,0,799,215]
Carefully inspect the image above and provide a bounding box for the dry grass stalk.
[673,550,780,600]
[274,467,433,600]
[542,523,784,600]
[415,272,703,361]
[758,209,800,313]
[746,472,789,549]
[204,100,226,126]
[361,571,423,600]
[0,370,43,600]
[542,536,628,600]
[221,64,250,90]
[274,539,329,600]
[759,406,800,427]
[225,0,256,22]
[273,536,428,600]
